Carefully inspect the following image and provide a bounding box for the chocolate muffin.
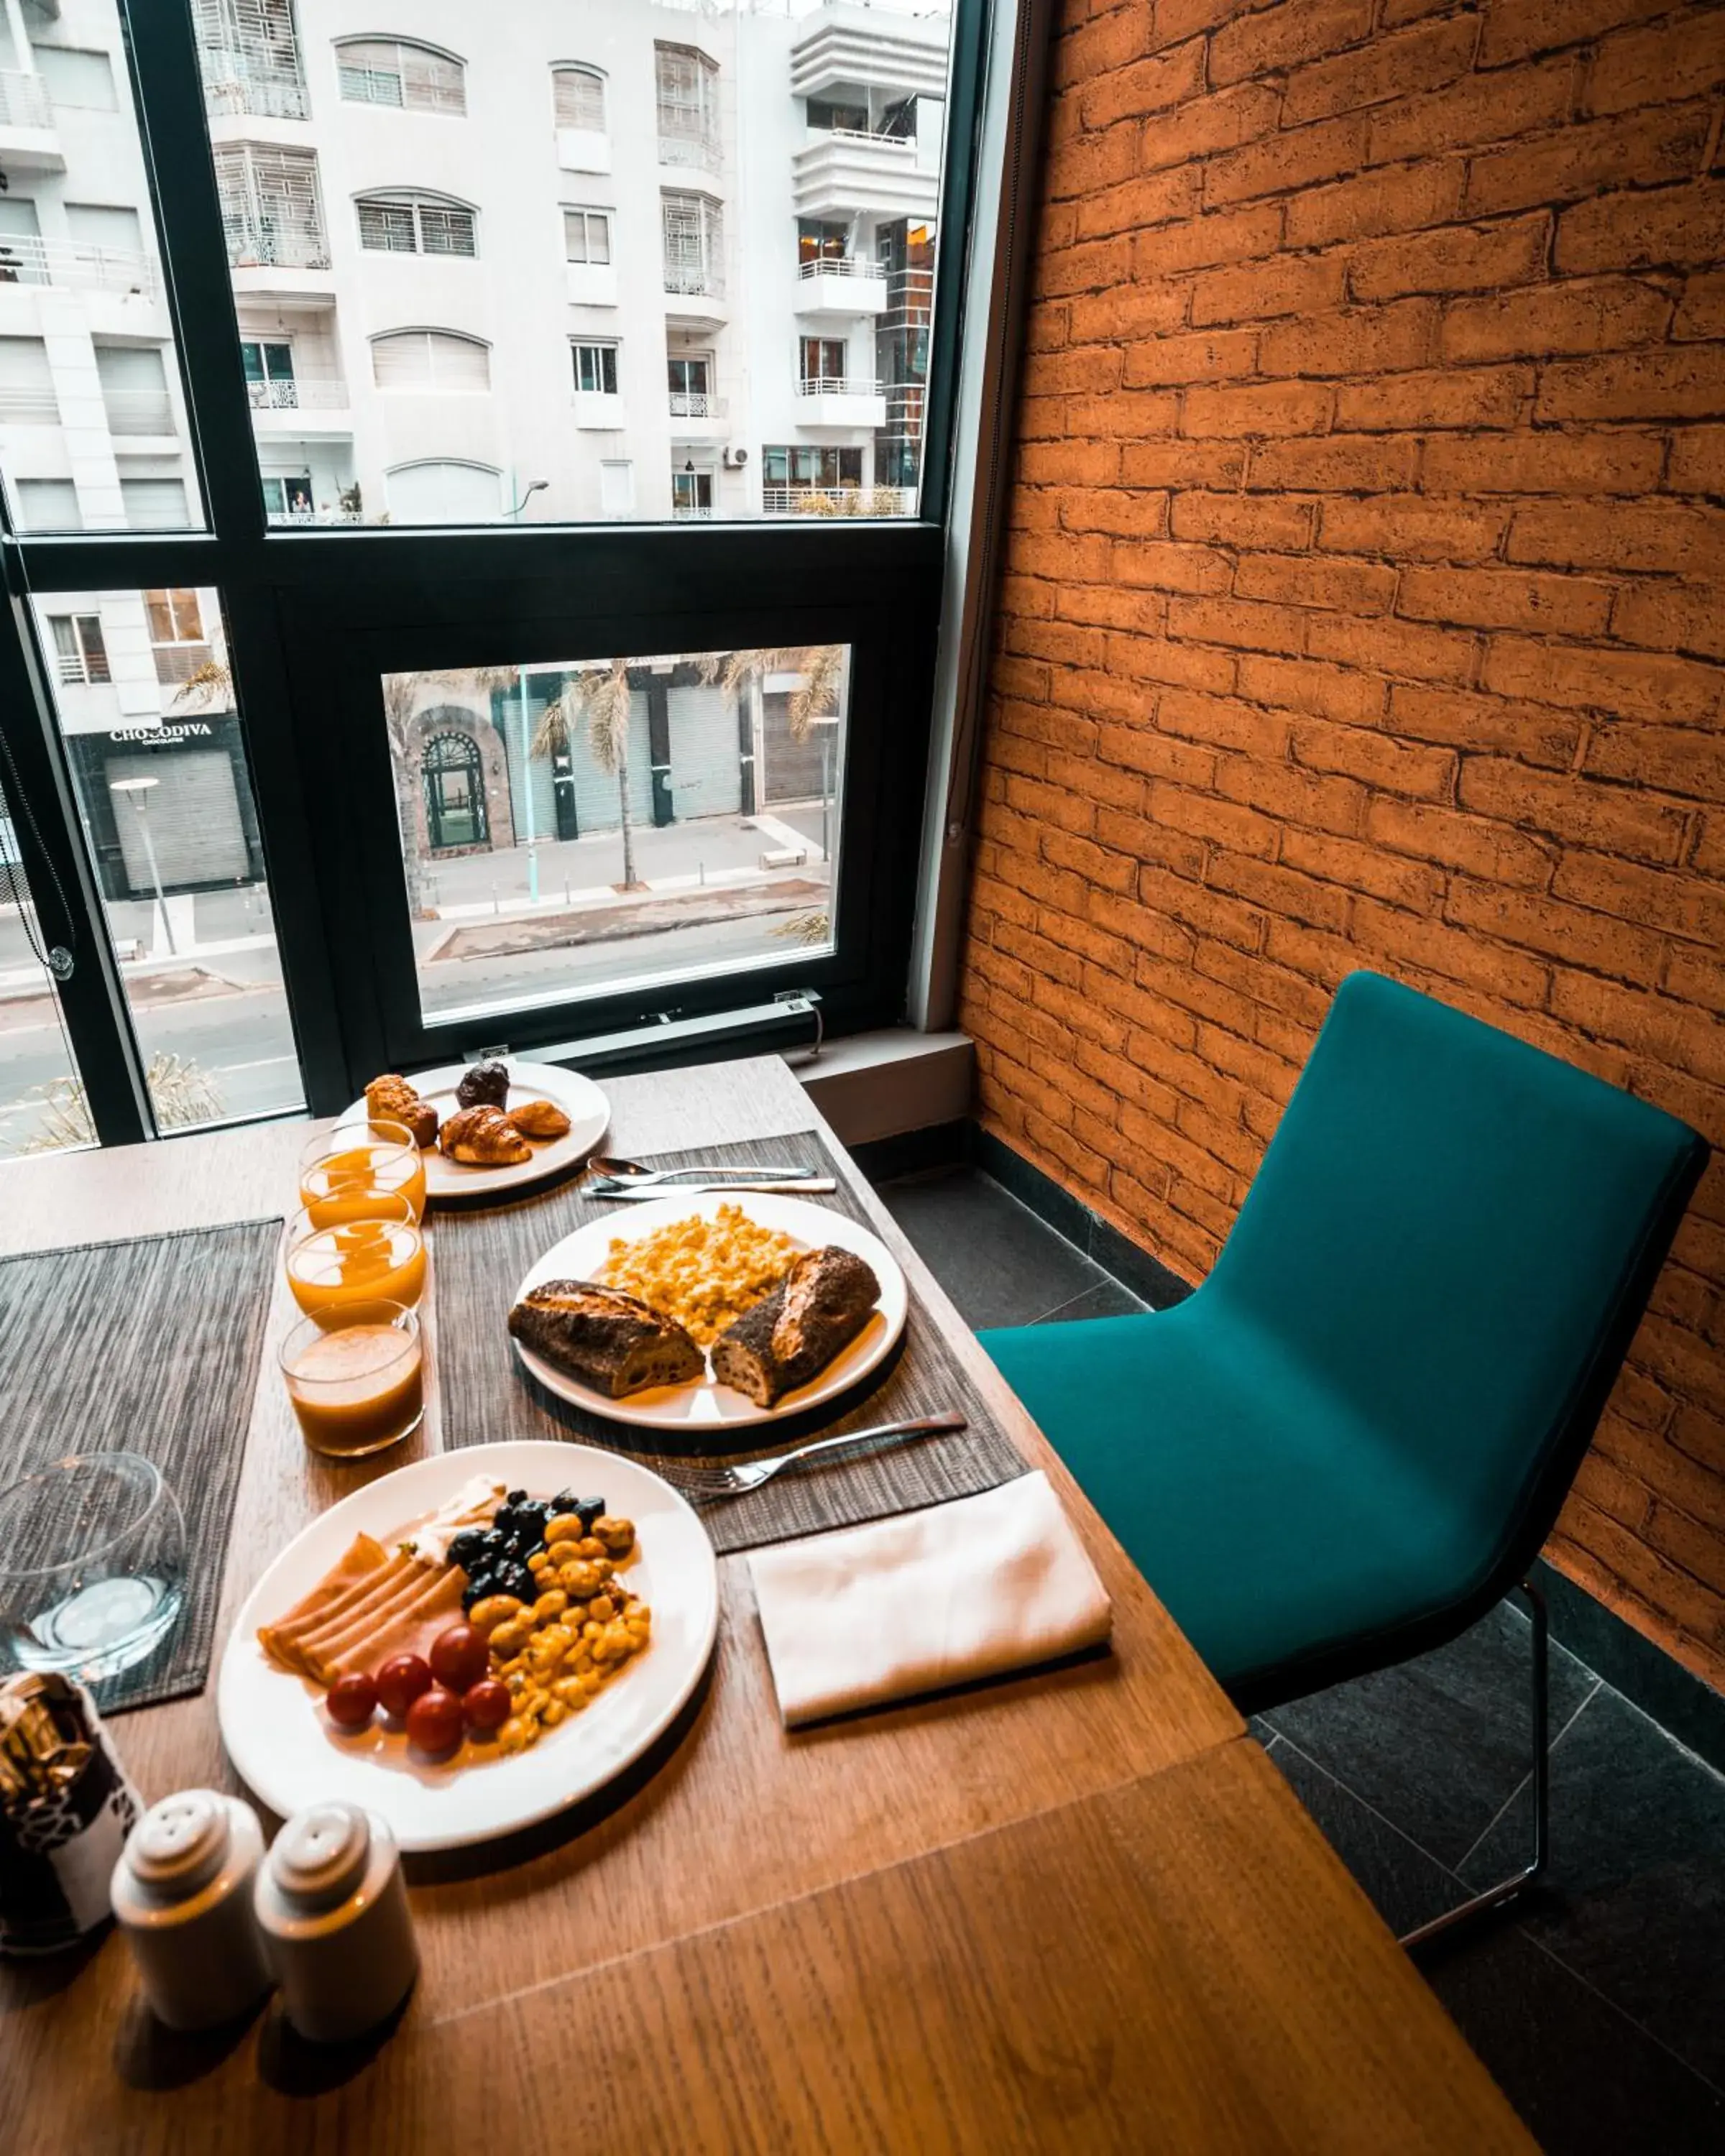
[455,1058,510,1110]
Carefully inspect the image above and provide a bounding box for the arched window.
[420,730,487,851]
[356,190,477,257]
[371,329,490,392]
[335,37,465,115]
[385,460,502,524]
[552,64,605,132]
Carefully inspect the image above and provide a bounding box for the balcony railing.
[671,502,714,521]
[763,484,914,516]
[663,263,725,300]
[199,60,310,121]
[0,234,157,297]
[796,375,886,399]
[0,70,53,131]
[56,652,110,687]
[668,390,727,420]
[246,375,349,411]
[267,506,366,526]
[224,221,331,272]
[103,390,176,436]
[798,255,886,285]
[151,642,215,686]
[0,385,58,423]
[658,126,721,170]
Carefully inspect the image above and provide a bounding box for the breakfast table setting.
[0,1051,1535,2152]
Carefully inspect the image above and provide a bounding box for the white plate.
[343,1059,609,1200]
[217,1441,717,1853]
[512,1191,908,1433]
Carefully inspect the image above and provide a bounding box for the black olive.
[495,1562,535,1602]
[448,1530,487,1572]
[461,1572,496,1611]
[505,1488,528,1506]
[479,1527,506,1554]
[551,1488,581,1514]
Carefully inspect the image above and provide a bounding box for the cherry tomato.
[405,1684,464,1756]
[429,1623,489,1695]
[462,1678,510,1733]
[374,1653,433,1720]
[325,1672,377,1730]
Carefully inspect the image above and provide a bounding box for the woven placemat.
[433,1134,1027,1554]
[0,1218,280,1713]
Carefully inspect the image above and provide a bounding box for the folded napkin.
[748,1470,1113,1728]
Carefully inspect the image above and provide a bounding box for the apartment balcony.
[0,69,63,171]
[792,132,940,222]
[0,235,156,298]
[247,374,351,434]
[658,124,722,177]
[663,267,727,331]
[226,222,333,302]
[671,502,714,522]
[199,60,310,121]
[796,256,888,316]
[791,3,951,103]
[794,374,888,428]
[668,390,729,439]
[763,484,915,517]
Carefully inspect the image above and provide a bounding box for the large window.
[0,0,977,1154]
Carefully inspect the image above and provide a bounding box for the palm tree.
[697,644,843,736]
[531,658,642,890]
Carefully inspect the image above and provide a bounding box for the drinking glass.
[284,1198,426,1317]
[280,1301,424,1458]
[0,1454,186,1682]
[299,1118,426,1223]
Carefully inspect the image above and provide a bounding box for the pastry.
[456,1059,511,1110]
[507,1279,704,1398]
[508,1098,571,1141]
[439,1105,532,1166]
[364,1074,439,1148]
[710,1246,881,1407]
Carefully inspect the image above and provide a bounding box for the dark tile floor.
[878,1165,1725,2155]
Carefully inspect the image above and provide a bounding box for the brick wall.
[959,0,1725,1688]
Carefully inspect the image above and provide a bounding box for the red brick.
[1111,539,1235,594]
[1363,795,1555,884]
[1291,715,1456,795]
[1585,8,1725,115]
[1398,564,1614,637]
[1613,579,1725,660]
[1368,56,1577,165]
[1189,251,1349,328]
[1551,851,1725,946]
[1537,347,1725,423]
[1021,344,1126,397]
[1036,234,1134,300]
[1673,272,1725,341]
[1506,499,1725,576]
[1235,550,1399,614]
[1140,83,1286,172]
[1282,14,1478,124]
[1306,609,1478,681]
[1583,722,1725,802]
[1246,432,1421,490]
[1668,426,1725,494]
[1204,116,1370,211]
[1236,650,1389,723]
[1044,120,1144,203]
[1349,215,1551,300]
[1167,594,1311,655]
[1439,277,1675,361]
[1284,158,1464,249]
[1079,34,1208,130]
[1134,203,1284,279]
[1212,753,1368,836]
[1556,181,1725,274]
[1093,803,1208,879]
[1171,493,1315,550]
[1335,364,1530,431]
[1074,166,1203,241]
[1182,379,1335,438]
[1258,299,1437,377]
[1479,0,1673,68]
[1157,687,1291,757]
[1106,630,1241,693]
[1481,637,1723,722]
[1353,893,1552,1001]
[1053,582,1169,633]
[1668,946,1725,1018]
[1279,823,1445,908]
[1210,0,1375,86]
[1458,760,1690,864]
[1318,494,1509,561]
[1096,718,1220,787]
[1120,329,1259,387]
[1064,387,1182,438]
[1444,877,1670,981]
[1420,428,1666,492]
[1057,487,1170,538]
[1051,0,1157,90]
[1388,681,1583,767]
[1464,104,1713,218]
[1119,439,1250,488]
[1018,438,1123,487]
[1144,781,1282,857]
[1066,282,1190,344]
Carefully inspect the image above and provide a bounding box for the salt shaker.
[110,1789,272,2030]
[252,1802,418,2043]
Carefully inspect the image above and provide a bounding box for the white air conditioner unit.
[722,446,749,469]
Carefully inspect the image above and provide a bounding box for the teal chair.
[980,971,1706,1944]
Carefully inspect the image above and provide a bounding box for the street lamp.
[109,775,176,956]
[811,713,840,865]
[507,476,548,522]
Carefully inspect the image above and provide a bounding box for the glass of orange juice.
[280,1301,423,1457]
[284,1197,426,1318]
[299,1118,427,1223]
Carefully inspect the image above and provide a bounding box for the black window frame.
[0,0,990,1146]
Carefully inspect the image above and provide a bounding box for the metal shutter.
[762,692,825,804]
[372,332,489,391]
[569,686,653,834]
[119,479,190,529]
[0,337,58,424]
[666,685,740,819]
[402,47,465,116]
[553,68,604,129]
[109,749,247,889]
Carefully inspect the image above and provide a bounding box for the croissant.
[508,1098,571,1141]
[365,1074,439,1148]
[439,1106,533,1166]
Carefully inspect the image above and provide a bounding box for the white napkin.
[748,1470,1113,1728]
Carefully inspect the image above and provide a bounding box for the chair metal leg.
[1400,1579,1549,1953]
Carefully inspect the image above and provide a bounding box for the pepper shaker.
[253,1802,418,2043]
[111,1789,272,2030]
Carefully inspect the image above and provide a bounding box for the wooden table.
[0,1058,1533,2152]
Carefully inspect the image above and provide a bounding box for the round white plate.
[217,1441,717,1853]
[512,1191,907,1433]
[343,1059,609,1200]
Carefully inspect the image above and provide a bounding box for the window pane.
[28,589,305,1135]
[0,0,205,534]
[385,645,845,1028]
[0,768,88,1162]
[190,1,955,526]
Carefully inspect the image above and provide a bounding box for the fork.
[657,1411,967,1503]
